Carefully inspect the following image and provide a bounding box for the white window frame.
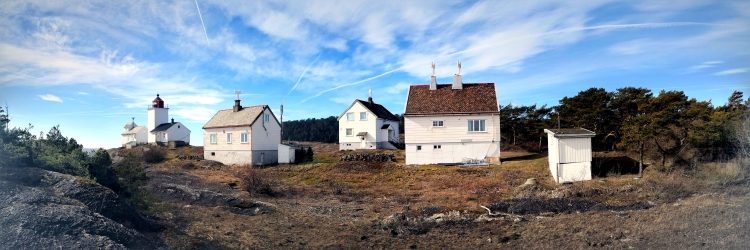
[346,128,353,136]
[264,114,270,122]
[468,119,486,132]
[241,133,249,143]
[359,112,367,120]
[226,133,232,144]
[210,134,217,144]
[432,120,444,127]
[346,112,354,121]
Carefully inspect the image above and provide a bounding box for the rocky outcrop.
[0,167,156,249]
[146,169,275,215]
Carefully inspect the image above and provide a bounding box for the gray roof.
[121,126,144,135]
[123,122,136,129]
[203,105,277,129]
[381,124,391,129]
[338,99,399,121]
[151,123,177,132]
[356,132,367,136]
[544,128,595,137]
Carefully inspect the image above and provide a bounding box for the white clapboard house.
[544,128,595,183]
[121,119,147,148]
[203,92,281,165]
[338,91,401,150]
[147,94,191,146]
[404,62,501,165]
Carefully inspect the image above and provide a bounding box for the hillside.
[117,143,750,249]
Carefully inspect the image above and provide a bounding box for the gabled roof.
[203,105,279,129]
[338,99,399,121]
[151,123,178,132]
[123,122,136,129]
[405,83,499,115]
[121,126,144,135]
[544,128,595,137]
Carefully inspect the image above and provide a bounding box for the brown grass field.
[139,143,750,249]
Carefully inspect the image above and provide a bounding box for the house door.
[260,153,265,164]
[361,138,366,148]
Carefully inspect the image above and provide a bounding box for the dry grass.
[141,143,750,249]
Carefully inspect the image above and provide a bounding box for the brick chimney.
[452,61,462,90]
[429,62,437,90]
[233,90,242,112]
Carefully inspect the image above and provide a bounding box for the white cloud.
[385,82,411,95]
[38,94,63,102]
[170,107,218,122]
[77,91,88,95]
[714,68,749,76]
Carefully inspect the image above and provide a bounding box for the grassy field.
[134,143,750,249]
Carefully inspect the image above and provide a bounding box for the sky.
[0,0,748,149]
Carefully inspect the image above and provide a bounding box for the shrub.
[142,146,166,163]
[235,167,274,196]
[116,153,153,213]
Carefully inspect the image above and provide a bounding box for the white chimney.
[429,62,437,90]
[452,61,462,90]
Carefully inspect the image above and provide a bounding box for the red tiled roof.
[405,83,499,115]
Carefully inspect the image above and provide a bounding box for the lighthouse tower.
[147,94,169,143]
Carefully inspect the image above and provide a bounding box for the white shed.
[544,128,596,183]
[278,144,298,164]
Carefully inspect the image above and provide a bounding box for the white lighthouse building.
[147,94,191,146]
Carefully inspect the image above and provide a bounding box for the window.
[360,112,367,120]
[346,112,354,121]
[241,133,248,143]
[468,119,486,132]
[433,145,441,149]
[264,114,270,122]
[226,133,232,143]
[345,143,351,146]
[346,128,353,136]
[417,145,422,150]
[210,134,217,144]
[211,152,215,156]
[432,120,444,127]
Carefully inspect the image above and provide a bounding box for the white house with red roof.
[403,62,501,165]
[202,91,281,165]
[338,90,401,151]
[146,94,191,145]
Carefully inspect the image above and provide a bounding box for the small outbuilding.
[544,128,595,183]
[278,144,299,164]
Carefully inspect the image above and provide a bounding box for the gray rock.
[0,167,155,249]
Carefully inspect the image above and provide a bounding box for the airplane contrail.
[287,52,323,96]
[300,22,711,103]
[194,0,210,46]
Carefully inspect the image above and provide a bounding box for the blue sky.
[0,0,748,149]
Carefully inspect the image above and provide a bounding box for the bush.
[235,167,274,196]
[116,153,153,213]
[142,146,166,163]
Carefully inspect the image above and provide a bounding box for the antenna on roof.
[457,61,461,75]
[234,90,241,100]
[131,117,135,123]
[431,62,435,76]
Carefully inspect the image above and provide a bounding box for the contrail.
[194,0,210,46]
[301,22,710,103]
[300,67,405,103]
[287,52,323,96]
